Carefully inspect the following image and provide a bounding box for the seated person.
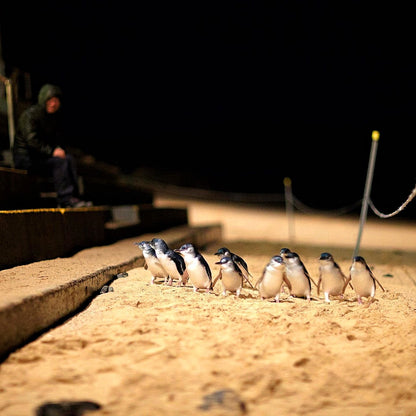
[13,83,91,208]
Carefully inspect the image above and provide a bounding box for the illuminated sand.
[1,198,416,416]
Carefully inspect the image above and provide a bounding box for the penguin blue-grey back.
[317,252,348,303]
[151,238,188,286]
[135,240,169,285]
[176,243,212,292]
[214,256,244,297]
[215,246,254,287]
[344,256,385,305]
[284,252,314,301]
[256,255,291,302]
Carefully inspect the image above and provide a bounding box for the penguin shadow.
[268,297,297,303]
[314,295,355,305]
[149,278,189,288]
[236,292,257,300]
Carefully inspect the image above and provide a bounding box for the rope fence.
[369,185,416,218]
[291,195,362,217]
[282,131,416,253]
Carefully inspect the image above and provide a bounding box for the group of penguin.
[135,238,385,305]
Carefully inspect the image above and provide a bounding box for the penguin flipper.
[309,275,319,289]
[212,271,222,288]
[283,274,292,292]
[169,251,186,275]
[237,260,255,279]
[255,268,266,288]
[317,274,322,296]
[242,273,254,289]
[365,266,385,292]
[235,262,254,288]
[342,275,352,294]
[374,277,385,292]
[301,261,318,288]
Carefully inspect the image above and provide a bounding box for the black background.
[1,2,415,217]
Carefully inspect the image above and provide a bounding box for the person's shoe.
[59,197,93,208]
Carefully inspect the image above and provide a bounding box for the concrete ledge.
[0,223,222,360]
[105,205,189,242]
[0,207,110,270]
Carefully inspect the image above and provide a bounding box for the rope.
[369,185,416,218]
[291,195,362,217]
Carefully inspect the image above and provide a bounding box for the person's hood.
[37,84,62,107]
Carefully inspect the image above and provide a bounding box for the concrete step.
[105,204,189,242]
[0,223,223,360]
[0,204,190,270]
[0,206,110,270]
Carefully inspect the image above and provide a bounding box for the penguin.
[213,256,245,297]
[284,251,317,301]
[317,252,350,303]
[134,240,169,285]
[256,255,292,302]
[150,238,188,286]
[214,247,254,288]
[344,256,385,305]
[176,243,212,292]
[279,247,292,294]
[279,247,292,260]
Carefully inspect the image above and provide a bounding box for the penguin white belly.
[147,258,167,278]
[157,254,179,279]
[221,270,242,293]
[258,270,284,299]
[351,271,375,298]
[321,271,344,295]
[186,257,211,289]
[286,267,310,298]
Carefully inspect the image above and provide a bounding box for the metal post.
[283,177,295,243]
[5,78,15,152]
[353,130,380,257]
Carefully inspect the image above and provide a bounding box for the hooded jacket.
[13,84,65,164]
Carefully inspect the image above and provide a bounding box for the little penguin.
[256,255,292,302]
[134,241,169,285]
[344,256,385,305]
[279,247,292,260]
[279,247,292,293]
[317,252,349,303]
[213,256,245,297]
[151,238,188,286]
[284,251,316,301]
[214,247,254,288]
[176,243,212,292]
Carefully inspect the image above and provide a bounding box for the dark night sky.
[1,2,415,216]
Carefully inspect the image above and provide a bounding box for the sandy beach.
[1,197,416,416]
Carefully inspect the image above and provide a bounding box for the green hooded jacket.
[13,84,64,166]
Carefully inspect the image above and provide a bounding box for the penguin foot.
[364,297,375,308]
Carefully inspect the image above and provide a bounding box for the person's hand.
[53,147,66,159]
